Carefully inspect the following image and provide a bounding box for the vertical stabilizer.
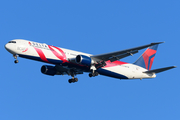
[134,44,159,70]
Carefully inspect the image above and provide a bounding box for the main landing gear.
[13,54,19,64]
[68,77,78,83]
[89,71,99,77]
[68,72,78,83]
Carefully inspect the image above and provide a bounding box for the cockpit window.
[8,41,16,43]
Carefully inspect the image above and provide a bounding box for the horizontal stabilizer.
[143,66,176,74]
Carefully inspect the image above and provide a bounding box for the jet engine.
[41,65,57,76]
[76,55,94,66]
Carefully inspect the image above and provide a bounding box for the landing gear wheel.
[68,78,78,83]
[14,60,19,64]
[13,54,19,64]
[89,71,99,77]
[95,72,99,76]
[89,73,93,77]
[68,79,72,83]
[74,78,78,82]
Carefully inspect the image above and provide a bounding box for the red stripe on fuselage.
[22,48,28,52]
[52,46,67,60]
[105,60,127,68]
[34,47,50,63]
[48,45,67,63]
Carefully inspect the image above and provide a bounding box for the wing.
[91,42,164,62]
[55,65,83,75]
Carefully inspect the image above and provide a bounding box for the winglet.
[143,66,177,74]
[150,42,165,45]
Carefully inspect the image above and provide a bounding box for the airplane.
[5,39,176,83]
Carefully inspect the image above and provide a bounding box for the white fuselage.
[5,39,156,80]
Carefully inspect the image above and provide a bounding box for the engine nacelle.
[76,55,94,66]
[41,65,57,76]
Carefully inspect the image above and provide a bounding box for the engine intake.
[76,55,93,66]
[41,65,57,76]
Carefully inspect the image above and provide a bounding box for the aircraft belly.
[97,66,130,79]
[97,65,153,79]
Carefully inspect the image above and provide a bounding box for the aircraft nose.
[5,43,16,54]
[4,43,9,50]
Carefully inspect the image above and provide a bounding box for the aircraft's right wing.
[55,65,83,75]
[91,42,164,62]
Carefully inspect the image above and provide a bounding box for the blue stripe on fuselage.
[97,68,128,79]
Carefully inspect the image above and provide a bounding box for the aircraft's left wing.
[91,42,163,62]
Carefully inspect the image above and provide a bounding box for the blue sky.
[1,0,179,120]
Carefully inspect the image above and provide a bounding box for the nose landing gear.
[13,54,19,64]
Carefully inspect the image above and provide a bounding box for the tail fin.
[134,44,159,70]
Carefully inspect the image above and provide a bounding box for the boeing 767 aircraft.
[5,39,176,83]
